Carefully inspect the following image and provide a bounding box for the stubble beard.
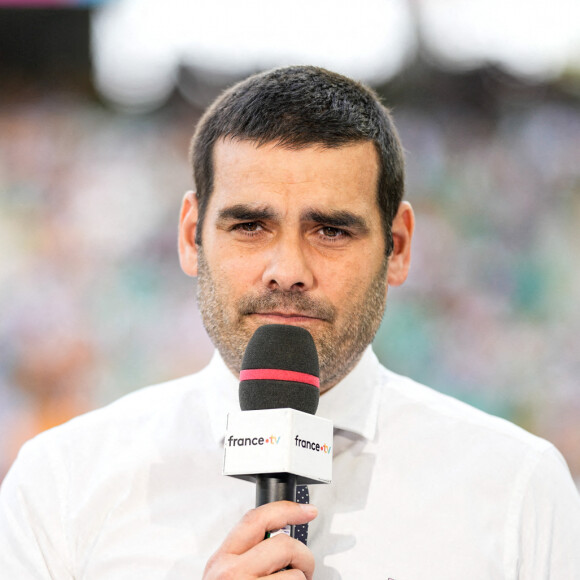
[196,247,389,392]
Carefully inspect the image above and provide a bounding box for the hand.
[203,500,318,579]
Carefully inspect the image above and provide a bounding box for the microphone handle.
[256,473,297,505]
[256,473,297,542]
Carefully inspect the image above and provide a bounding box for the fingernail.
[299,504,318,517]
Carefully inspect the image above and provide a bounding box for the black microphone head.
[239,324,320,415]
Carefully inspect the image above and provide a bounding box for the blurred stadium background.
[1,1,579,487]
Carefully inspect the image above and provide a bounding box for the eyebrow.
[302,208,370,233]
[216,204,278,223]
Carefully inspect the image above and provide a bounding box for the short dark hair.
[190,65,405,255]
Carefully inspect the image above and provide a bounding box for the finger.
[221,501,317,555]
[203,535,313,580]
[248,534,314,580]
[266,567,310,579]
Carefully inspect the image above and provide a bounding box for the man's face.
[180,139,405,392]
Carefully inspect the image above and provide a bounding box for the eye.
[237,222,259,231]
[319,226,349,240]
[231,222,264,236]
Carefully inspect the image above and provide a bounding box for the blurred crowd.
[1,84,579,485]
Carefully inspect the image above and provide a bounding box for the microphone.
[223,324,333,540]
[239,324,320,511]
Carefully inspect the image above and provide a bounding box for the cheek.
[211,250,262,298]
[326,253,386,305]
[315,258,361,300]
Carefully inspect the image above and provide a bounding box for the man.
[1,66,579,579]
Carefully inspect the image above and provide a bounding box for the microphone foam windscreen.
[239,324,320,415]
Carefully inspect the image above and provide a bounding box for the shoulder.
[376,364,558,470]
[0,358,234,576]
[9,361,222,483]
[374,364,580,518]
[46,369,209,444]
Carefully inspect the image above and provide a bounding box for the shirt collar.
[203,350,240,445]
[202,345,382,445]
[316,346,382,441]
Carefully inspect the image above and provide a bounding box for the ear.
[178,190,199,277]
[387,201,414,287]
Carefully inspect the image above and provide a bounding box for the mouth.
[249,312,324,324]
[239,293,336,325]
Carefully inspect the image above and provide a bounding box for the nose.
[262,233,314,292]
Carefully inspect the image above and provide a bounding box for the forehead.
[210,138,381,215]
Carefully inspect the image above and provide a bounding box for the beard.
[196,247,388,392]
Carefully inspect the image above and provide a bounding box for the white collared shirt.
[1,348,579,579]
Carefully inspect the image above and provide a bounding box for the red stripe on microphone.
[239,368,320,389]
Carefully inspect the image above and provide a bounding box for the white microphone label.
[223,408,333,484]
